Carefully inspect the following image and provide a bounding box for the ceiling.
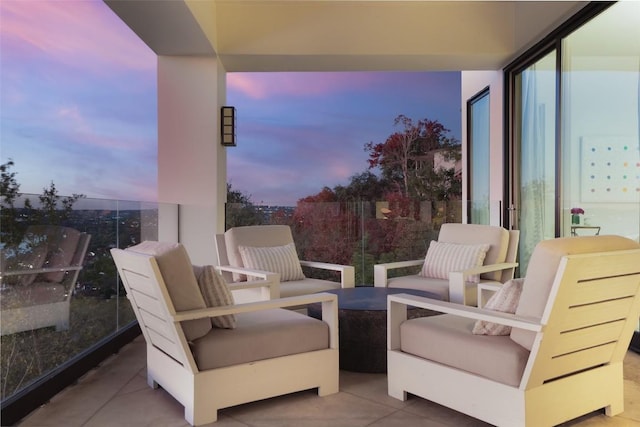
[105,0,588,72]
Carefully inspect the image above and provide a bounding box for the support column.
[157,56,227,265]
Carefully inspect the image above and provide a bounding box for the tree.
[225,183,265,228]
[364,115,461,201]
[333,171,387,202]
[1,160,23,244]
[0,160,85,245]
[31,182,84,226]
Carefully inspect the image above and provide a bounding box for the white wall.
[157,56,228,265]
[461,70,505,226]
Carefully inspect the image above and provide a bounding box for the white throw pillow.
[239,243,305,282]
[472,278,524,335]
[419,241,490,283]
[192,265,236,329]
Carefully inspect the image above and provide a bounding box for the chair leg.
[147,372,159,389]
[186,397,218,426]
[605,402,624,417]
[318,373,339,396]
[388,385,408,401]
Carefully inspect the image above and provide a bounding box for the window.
[467,88,491,224]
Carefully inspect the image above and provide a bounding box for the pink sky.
[1,0,460,206]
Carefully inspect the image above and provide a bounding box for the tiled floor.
[19,336,640,427]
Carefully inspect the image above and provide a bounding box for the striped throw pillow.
[473,278,524,335]
[238,243,306,282]
[419,241,490,283]
[193,265,236,329]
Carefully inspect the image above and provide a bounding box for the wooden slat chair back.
[523,248,640,391]
[114,247,196,370]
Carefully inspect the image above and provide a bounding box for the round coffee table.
[307,287,441,373]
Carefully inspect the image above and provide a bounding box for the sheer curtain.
[517,51,557,273]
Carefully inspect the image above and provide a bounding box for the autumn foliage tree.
[227,115,462,284]
[365,114,461,201]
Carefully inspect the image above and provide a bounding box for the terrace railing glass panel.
[0,195,176,403]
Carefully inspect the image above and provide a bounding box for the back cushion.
[225,225,294,281]
[419,241,490,283]
[127,241,211,341]
[438,224,509,281]
[510,235,640,350]
[239,243,306,282]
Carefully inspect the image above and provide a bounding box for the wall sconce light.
[220,106,236,146]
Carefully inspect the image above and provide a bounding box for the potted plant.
[570,207,584,225]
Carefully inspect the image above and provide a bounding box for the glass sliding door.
[561,2,640,243]
[561,2,640,352]
[468,89,491,224]
[512,50,558,273]
[506,2,639,274]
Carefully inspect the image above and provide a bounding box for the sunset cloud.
[1,0,460,206]
[1,0,154,73]
[228,72,382,100]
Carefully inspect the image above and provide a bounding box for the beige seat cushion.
[438,223,509,281]
[388,275,450,300]
[400,314,530,387]
[126,241,211,341]
[191,308,329,370]
[511,235,640,350]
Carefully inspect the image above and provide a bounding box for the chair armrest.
[387,293,540,351]
[373,259,423,287]
[173,293,340,349]
[448,262,519,305]
[215,265,278,281]
[388,293,541,331]
[299,260,355,288]
[477,281,505,308]
[215,265,280,299]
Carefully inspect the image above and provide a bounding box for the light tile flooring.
[19,336,640,427]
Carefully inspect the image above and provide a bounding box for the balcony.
[17,336,640,426]
[3,197,639,425]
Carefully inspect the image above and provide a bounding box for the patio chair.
[215,225,355,301]
[387,235,640,427]
[374,223,519,305]
[0,225,90,335]
[111,241,339,426]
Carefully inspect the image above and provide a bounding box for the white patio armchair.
[374,223,519,305]
[215,225,355,301]
[387,235,640,426]
[111,241,339,426]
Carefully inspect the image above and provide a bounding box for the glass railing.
[225,200,464,285]
[0,195,176,403]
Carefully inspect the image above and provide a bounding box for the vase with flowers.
[571,207,584,225]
